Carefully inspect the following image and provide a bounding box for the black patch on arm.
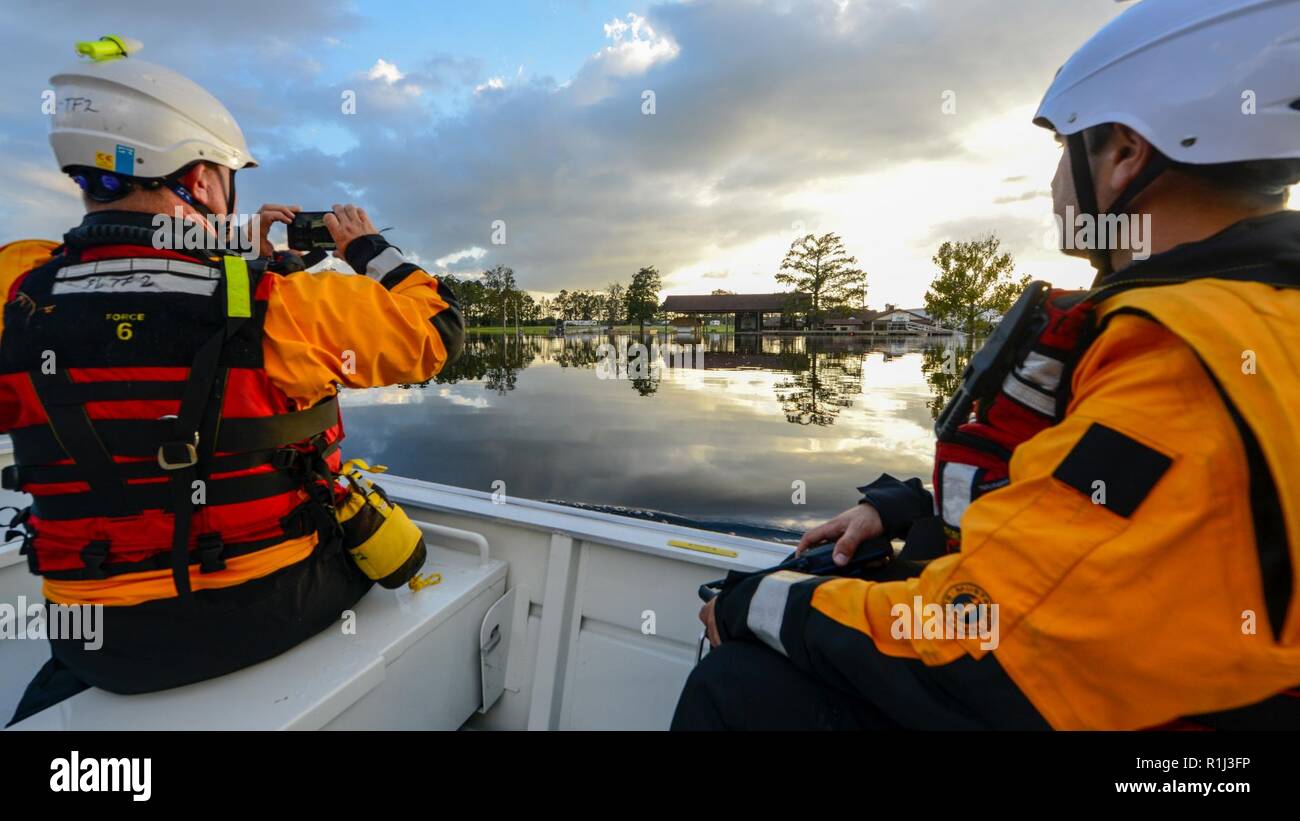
[1052,423,1172,518]
[429,306,465,365]
[379,262,422,291]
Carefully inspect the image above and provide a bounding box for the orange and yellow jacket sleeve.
[715,288,1300,729]
[0,241,58,335]
[260,244,465,406]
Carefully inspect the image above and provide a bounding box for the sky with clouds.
[0,0,1132,307]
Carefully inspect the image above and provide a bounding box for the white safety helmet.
[49,36,256,203]
[1032,0,1300,278]
[1034,0,1300,165]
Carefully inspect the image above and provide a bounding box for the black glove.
[856,474,934,539]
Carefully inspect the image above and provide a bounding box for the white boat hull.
[0,440,790,730]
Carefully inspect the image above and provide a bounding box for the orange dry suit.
[0,210,463,696]
[714,210,1300,730]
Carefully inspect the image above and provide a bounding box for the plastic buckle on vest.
[12,508,37,574]
[21,537,39,574]
[80,540,110,580]
[158,434,200,470]
[280,503,316,539]
[196,532,226,574]
[1,464,19,491]
[272,447,302,472]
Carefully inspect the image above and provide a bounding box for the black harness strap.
[36,380,189,404]
[162,324,229,598]
[8,397,341,463]
[8,447,282,486]
[216,398,340,452]
[28,371,129,511]
[29,470,302,520]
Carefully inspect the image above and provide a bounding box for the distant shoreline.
[465,325,957,337]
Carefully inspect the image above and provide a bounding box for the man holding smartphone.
[1,39,464,724]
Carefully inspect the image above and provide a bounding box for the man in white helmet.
[676,0,1300,730]
[0,37,464,724]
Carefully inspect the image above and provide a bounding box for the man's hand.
[797,503,885,566]
[323,203,379,261]
[699,598,722,648]
[256,203,301,258]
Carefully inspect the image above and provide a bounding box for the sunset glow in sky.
[0,0,1145,307]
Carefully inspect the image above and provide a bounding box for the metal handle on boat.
[416,521,491,564]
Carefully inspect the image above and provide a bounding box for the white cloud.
[359,57,425,103]
[568,12,680,105]
[599,13,679,74]
[367,58,406,85]
[434,246,488,269]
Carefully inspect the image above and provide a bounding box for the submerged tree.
[482,264,517,329]
[605,282,626,329]
[923,234,1031,336]
[775,233,866,328]
[625,266,662,335]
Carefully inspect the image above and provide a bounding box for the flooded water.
[339,333,970,539]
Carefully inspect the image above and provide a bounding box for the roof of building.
[875,307,935,325]
[661,292,807,312]
[824,314,878,326]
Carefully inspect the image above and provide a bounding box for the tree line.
[774,230,1030,335]
[439,264,664,332]
[440,230,1029,336]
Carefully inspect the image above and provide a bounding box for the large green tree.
[775,233,866,327]
[516,292,539,325]
[923,234,1031,336]
[625,266,662,334]
[605,282,626,329]
[441,274,489,327]
[482,264,517,328]
[576,290,602,320]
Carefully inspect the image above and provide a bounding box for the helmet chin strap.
[162,166,238,238]
[1066,131,1171,286]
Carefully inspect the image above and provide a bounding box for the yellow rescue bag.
[336,459,427,589]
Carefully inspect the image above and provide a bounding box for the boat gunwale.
[0,434,794,574]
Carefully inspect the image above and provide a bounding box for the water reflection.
[343,332,969,533]
[921,338,977,420]
[402,335,543,394]
[773,345,864,427]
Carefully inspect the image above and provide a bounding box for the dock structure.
[661,292,953,335]
[661,292,808,332]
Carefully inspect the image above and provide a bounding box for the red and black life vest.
[0,214,344,597]
[932,283,1096,553]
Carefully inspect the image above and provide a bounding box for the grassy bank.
[466,325,555,335]
[466,324,739,335]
